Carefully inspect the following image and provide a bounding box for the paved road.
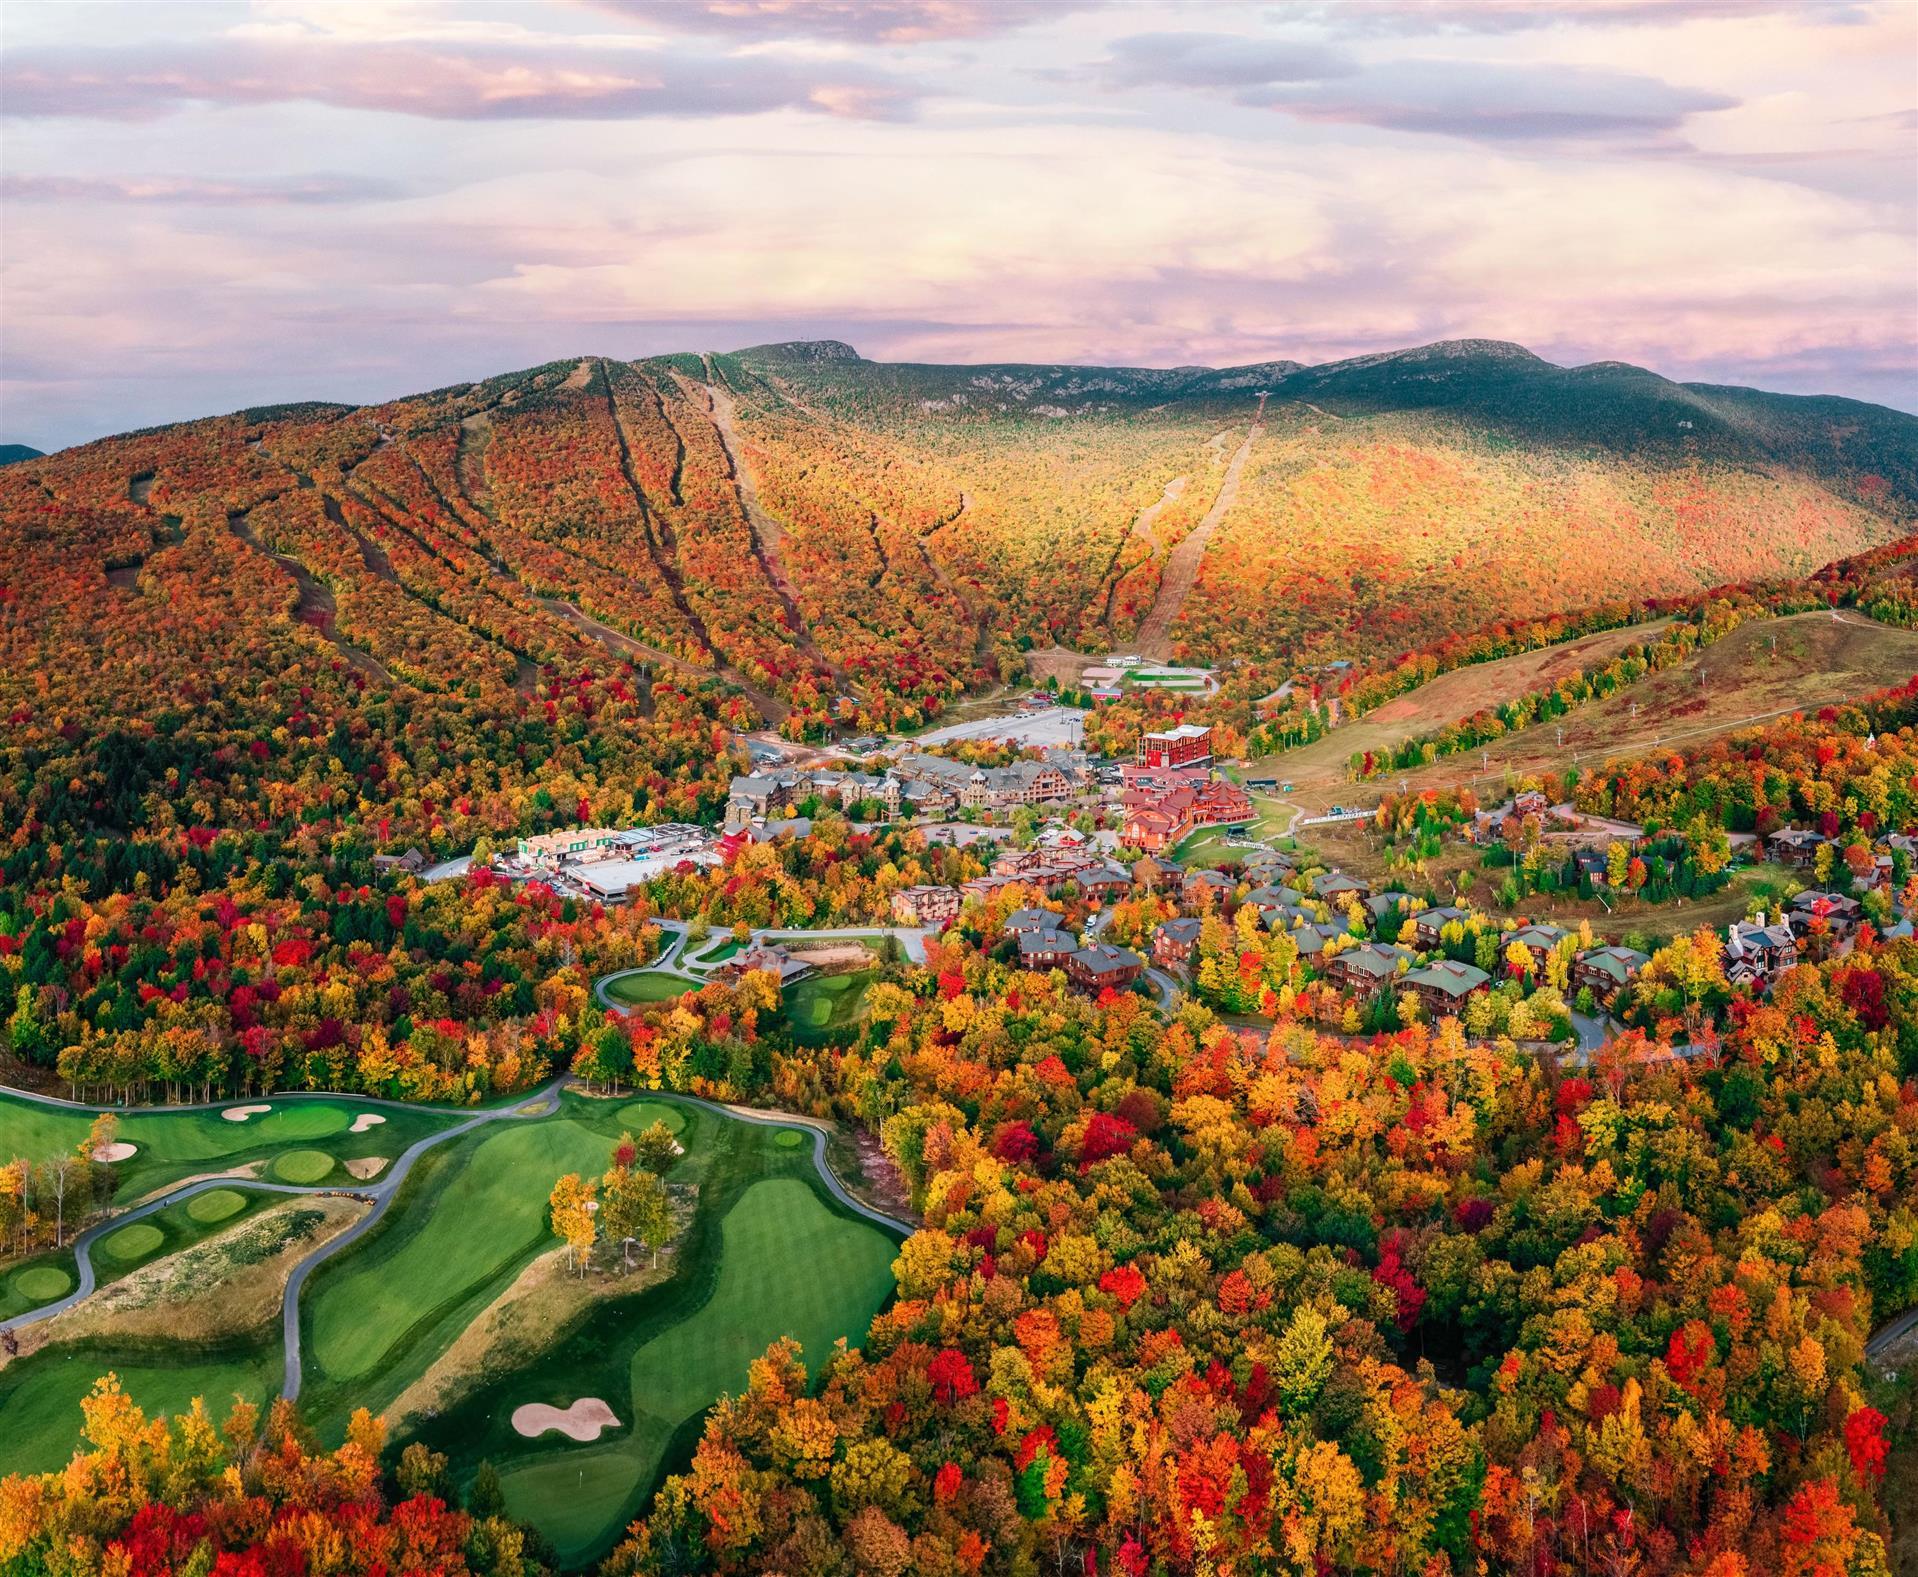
[1143,967,1183,1012]
[1866,1304,1918,1369]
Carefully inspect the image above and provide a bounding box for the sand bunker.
[349,1113,387,1134]
[93,1142,137,1163]
[512,1398,619,1442]
[223,1105,271,1123]
[344,1156,389,1180]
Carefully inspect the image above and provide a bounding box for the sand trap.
[344,1156,388,1180]
[93,1142,137,1163]
[512,1398,619,1442]
[223,1105,271,1123]
[349,1113,387,1134]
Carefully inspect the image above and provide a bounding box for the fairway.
[605,972,695,1004]
[0,1342,280,1476]
[301,1115,615,1400]
[496,1175,897,1565]
[616,1101,685,1134]
[187,1188,248,1224]
[271,1150,334,1184]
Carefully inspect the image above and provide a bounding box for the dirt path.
[1134,398,1265,660]
[456,413,496,517]
[560,358,594,391]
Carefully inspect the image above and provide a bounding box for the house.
[1286,921,1352,958]
[372,847,426,876]
[1182,868,1237,903]
[1573,945,1649,1000]
[1138,723,1212,770]
[1402,959,1492,1017]
[1311,871,1371,907]
[1507,923,1571,975]
[725,771,799,831]
[1079,865,1135,900]
[1410,905,1471,949]
[1239,848,1296,879]
[718,943,815,986]
[1242,884,1308,926]
[1004,906,1063,936]
[1017,927,1077,970]
[1768,828,1827,869]
[1132,855,1182,890]
[891,885,961,928]
[1570,847,1609,885]
[1065,943,1145,992]
[1725,913,1798,991]
[1152,917,1204,969]
[1320,943,1413,994]
[1787,890,1863,943]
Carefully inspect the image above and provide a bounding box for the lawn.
[493,1176,898,1566]
[615,1100,686,1135]
[0,1339,280,1475]
[783,969,877,1045]
[605,972,696,1005]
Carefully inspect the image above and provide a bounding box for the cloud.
[585,0,1098,43]
[0,173,404,205]
[1262,0,1872,33]
[1098,32,1356,89]
[1097,32,1734,143]
[1257,60,1737,142]
[0,37,915,122]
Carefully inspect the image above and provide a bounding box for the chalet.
[719,943,815,987]
[891,885,962,929]
[1787,890,1863,942]
[1320,943,1413,994]
[1181,868,1237,903]
[1004,906,1063,936]
[1138,723,1212,770]
[1078,865,1134,900]
[1240,848,1296,879]
[1018,927,1077,970]
[1411,905,1472,949]
[1120,769,1252,853]
[1286,921,1352,959]
[1768,828,1827,869]
[881,775,956,820]
[1572,945,1649,1000]
[372,847,426,876]
[1311,871,1371,907]
[1152,918,1204,969]
[1570,848,1609,885]
[1725,913,1798,991]
[1402,959,1492,1017]
[1507,923,1571,975]
[1132,855,1182,891]
[1242,884,1308,925]
[1065,943,1145,992]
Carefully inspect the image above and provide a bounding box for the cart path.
[1135,397,1264,660]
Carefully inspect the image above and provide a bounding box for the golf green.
[99,1222,165,1263]
[252,1105,351,1142]
[272,1150,334,1184]
[607,972,695,1004]
[187,1188,248,1224]
[13,1265,72,1302]
[772,1128,807,1149]
[616,1101,686,1135]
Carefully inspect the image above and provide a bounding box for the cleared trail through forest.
[1135,398,1264,659]
[1100,472,1190,626]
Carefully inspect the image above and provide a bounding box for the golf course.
[0,1079,906,1569]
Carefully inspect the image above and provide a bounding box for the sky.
[2,0,1914,451]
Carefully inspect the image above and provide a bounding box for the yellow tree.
[549,1173,598,1275]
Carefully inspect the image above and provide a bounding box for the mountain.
[3,342,1911,740]
[0,444,43,467]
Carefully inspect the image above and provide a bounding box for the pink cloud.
[585,0,1098,43]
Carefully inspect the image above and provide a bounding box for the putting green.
[272,1150,334,1184]
[606,973,694,1005]
[187,1188,248,1224]
[772,1128,807,1149]
[252,1105,351,1142]
[615,1101,685,1135]
[99,1222,165,1263]
[13,1266,72,1302]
